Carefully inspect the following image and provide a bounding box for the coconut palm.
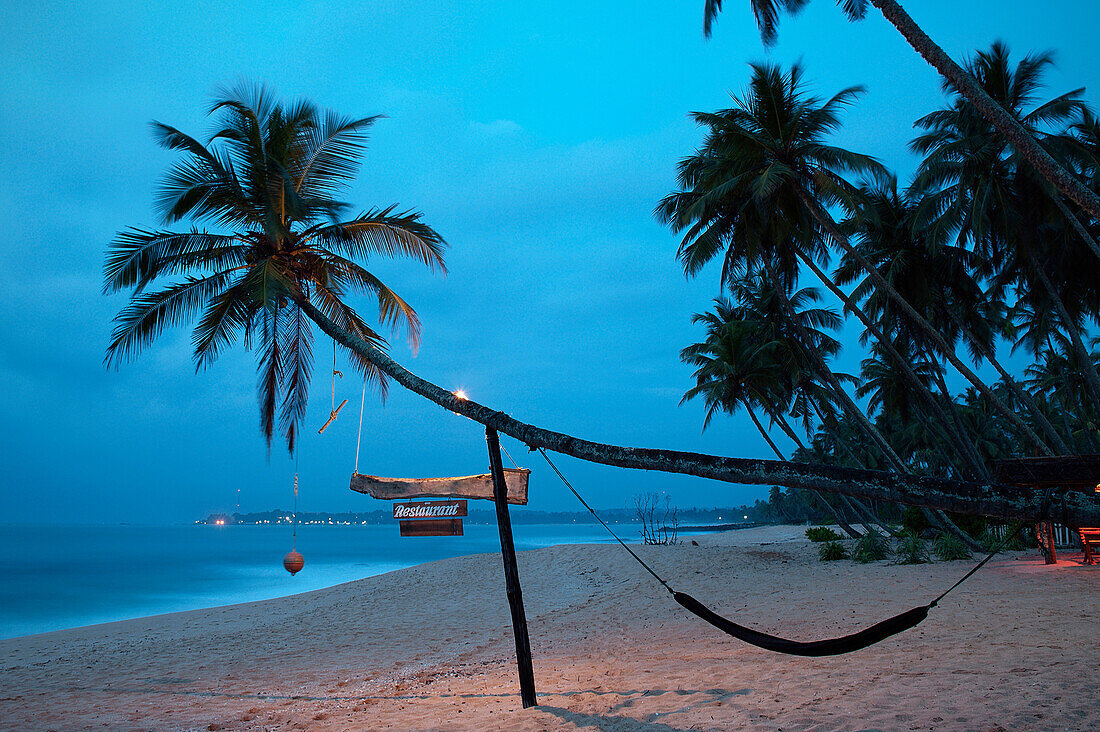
[699,0,1100,221]
[658,61,1059,458]
[104,84,447,452]
[106,86,1100,529]
[912,43,1100,414]
[680,284,867,535]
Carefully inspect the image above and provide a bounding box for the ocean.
[1,522,627,640]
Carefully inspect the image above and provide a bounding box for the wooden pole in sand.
[486,427,538,708]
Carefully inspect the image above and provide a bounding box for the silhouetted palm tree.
[913,43,1100,416]
[658,61,1057,458]
[104,84,447,452]
[699,0,1100,220]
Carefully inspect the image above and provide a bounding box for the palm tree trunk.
[797,251,990,478]
[293,295,1100,525]
[806,396,903,537]
[943,307,1071,453]
[744,402,785,459]
[924,348,992,479]
[1051,193,1100,265]
[1027,255,1100,408]
[746,406,862,537]
[760,259,909,473]
[796,187,1066,455]
[867,0,1100,222]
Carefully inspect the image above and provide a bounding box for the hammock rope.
[536,447,1023,657]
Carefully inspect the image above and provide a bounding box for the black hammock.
[538,447,1019,658]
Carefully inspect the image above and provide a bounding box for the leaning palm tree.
[657,61,1059,458]
[912,43,1100,413]
[104,85,1100,528]
[699,0,1100,221]
[104,84,447,452]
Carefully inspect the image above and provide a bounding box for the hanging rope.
[318,341,347,435]
[354,377,367,474]
[537,447,1024,657]
[292,448,300,550]
[538,448,672,593]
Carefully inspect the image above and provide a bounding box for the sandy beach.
[1,525,1096,731]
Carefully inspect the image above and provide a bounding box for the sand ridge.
[1,525,1097,731]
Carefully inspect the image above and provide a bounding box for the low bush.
[806,526,843,542]
[853,530,891,563]
[901,507,930,534]
[818,540,849,561]
[933,532,973,561]
[894,531,929,564]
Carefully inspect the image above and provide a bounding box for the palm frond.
[308,207,447,273]
[105,271,235,368]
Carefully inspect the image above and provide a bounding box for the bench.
[1081,528,1100,565]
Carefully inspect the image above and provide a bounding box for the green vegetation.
[933,532,973,561]
[107,15,1100,529]
[105,84,446,452]
[818,541,849,561]
[853,531,892,563]
[806,526,844,542]
[895,532,931,565]
[668,47,1100,535]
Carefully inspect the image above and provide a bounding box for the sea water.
[0,523,624,639]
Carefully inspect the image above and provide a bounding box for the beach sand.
[1,525,1097,731]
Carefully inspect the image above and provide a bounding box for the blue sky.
[2,1,1098,524]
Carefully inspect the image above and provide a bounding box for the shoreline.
[0,522,631,641]
[2,525,1096,730]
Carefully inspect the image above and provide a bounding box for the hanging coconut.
[283,550,305,575]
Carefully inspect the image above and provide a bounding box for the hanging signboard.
[399,518,464,537]
[393,500,468,519]
[351,468,529,505]
[394,500,467,537]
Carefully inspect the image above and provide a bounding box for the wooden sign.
[399,518,464,537]
[393,500,467,519]
[351,468,530,505]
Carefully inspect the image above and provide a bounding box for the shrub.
[894,531,929,564]
[901,507,930,534]
[948,512,987,539]
[818,540,849,561]
[932,532,973,561]
[806,526,843,542]
[853,530,891,563]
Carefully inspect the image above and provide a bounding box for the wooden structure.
[1080,528,1100,564]
[350,469,529,505]
[394,500,467,537]
[399,518,463,536]
[349,449,537,707]
[994,456,1100,565]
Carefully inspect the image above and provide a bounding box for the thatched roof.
[993,456,1100,490]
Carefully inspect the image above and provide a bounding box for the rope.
[535,447,1037,657]
[354,377,367,474]
[501,442,521,470]
[538,448,674,594]
[539,446,1025,612]
[931,520,1024,606]
[292,448,300,550]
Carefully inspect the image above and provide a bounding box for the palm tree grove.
[104,37,1100,537]
[8,0,1100,729]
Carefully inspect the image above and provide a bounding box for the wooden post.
[486,427,537,708]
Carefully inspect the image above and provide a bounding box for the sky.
[2,1,1098,524]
